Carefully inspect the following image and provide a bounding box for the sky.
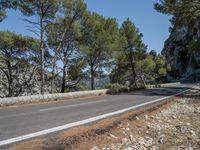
[0,0,171,53]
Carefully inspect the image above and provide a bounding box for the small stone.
[187,137,192,140]
[110,134,119,139]
[147,125,151,129]
[186,123,191,126]
[172,116,177,119]
[122,138,129,143]
[91,146,100,150]
[190,130,195,136]
[185,147,194,150]
[155,116,160,120]
[136,116,140,120]
[150,115,155,119]
[126,147,133,150]
[158,137,164,144]
[104,148,111,150]
[144,115,149,120]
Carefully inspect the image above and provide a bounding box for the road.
[0,83,194,148]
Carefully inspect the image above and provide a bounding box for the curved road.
[0,83,195,148]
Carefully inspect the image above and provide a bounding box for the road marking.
[0,89,191,147]
[0,111,38,119]
[0,100,107,119]
[39,99,107,112]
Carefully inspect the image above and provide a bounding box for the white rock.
[186,123,191,126]
[126,147,133,150]
[172,116,177,119]
[122,138,129,143]
[136,116,140,120]
[144,115,149,120]
[147,125,151,129]
[110,134,119,139]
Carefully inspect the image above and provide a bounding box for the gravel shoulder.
[9,88,200,150]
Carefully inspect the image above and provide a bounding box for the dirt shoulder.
[10,89,200,150]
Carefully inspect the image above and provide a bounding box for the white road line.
[0,89,190,147]
[0,100,107,119]
[39,99,107,112]
[0,111,38,119]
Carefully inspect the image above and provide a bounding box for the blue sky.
[0,0,171,53]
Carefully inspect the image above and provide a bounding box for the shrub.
[129,84,146,91]
[64,83,89,93]
[105,83,129,94]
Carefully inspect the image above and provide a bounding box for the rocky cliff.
[162,18,200,81]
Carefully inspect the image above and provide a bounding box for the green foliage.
[188,38,200,52]
[64,83,89,92]
[105,83,129,94]
[154,0,200,75]
[136,56,156,85]
[158,68,167,76]
[0,9,6,22]
[149,50,157,58]
[18,0,60,17]
[136,56,156,74]
[0,0,19,22]
[0,31,39,55]
[154,0,200,26]
[120,18,146,50]
[111,18,147,87]
[68,59,86,81]
[0,31,39,97]
[81,12,119,90]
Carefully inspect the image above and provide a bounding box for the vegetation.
[105,83,129,94]
[0,0,171,97]
[154,0,200,52]
[154,0,200,77]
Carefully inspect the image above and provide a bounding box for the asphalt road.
[0,83,195,148]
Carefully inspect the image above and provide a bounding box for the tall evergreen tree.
[0,31,39,97]
[81,12,119,90]
[119,18,147,87]
[18,0,60,94]
[47,0,86,93]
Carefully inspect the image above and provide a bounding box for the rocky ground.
[10,89,200,150]
[90,89,200,150]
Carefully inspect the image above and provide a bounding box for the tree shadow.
[118,86,196,97]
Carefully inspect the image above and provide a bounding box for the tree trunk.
[40,4,45,95]
[140,75,146,87]
[50,76,54,93]
[40,40,45,95]
[129,51,137,87]
[8,60,13,97]
[90,64,95,90]
[50,57,56,93]
[61,65,66,93]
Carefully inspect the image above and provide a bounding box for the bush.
[105,83,129,94]
[64,83,89,93]
[129,84,146,91]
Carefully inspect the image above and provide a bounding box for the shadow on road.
[119,86,196,97]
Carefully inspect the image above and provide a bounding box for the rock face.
[162,18,200,80]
